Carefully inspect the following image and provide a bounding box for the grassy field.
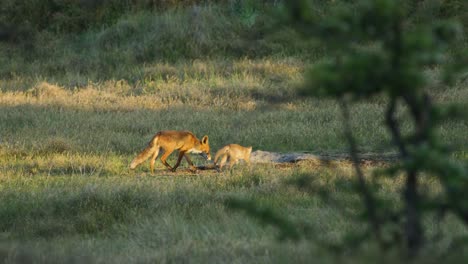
[1,59,467,263]
[0,163,466,263]
[1,1,468,263]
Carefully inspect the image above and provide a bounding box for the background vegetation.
[0,0,467,262]
[278,0,468,256]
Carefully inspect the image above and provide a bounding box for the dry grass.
[0,59,303,111]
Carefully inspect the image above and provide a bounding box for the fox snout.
[201,152,211,161]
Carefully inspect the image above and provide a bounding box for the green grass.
[0,4,315,81]
[0,166,467,263]
[1,61,467,157]
[0,59,467,263]
[1,1,467,262]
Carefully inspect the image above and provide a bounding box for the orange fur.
[214,144,252,170]
[130,130,211,173]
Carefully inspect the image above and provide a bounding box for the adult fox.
[214,144,252,170]
[130,130,211,173]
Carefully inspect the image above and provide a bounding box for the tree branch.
[339,98,383,246]
[385,96,408,158]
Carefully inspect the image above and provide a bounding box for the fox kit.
[214,144,252,170]
[130,130,211,173]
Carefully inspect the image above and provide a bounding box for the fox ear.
[202,135,209,144]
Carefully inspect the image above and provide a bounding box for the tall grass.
[0,3,314,81]
[2,1,466,81]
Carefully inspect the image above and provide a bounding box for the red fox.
[130,130,211,173]
[214,144,252,170]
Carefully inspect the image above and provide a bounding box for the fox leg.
[172,151,186,172]
[160,149,175,171]
[149,148,160,173]
[229,158,239,169]
[218,154,228,170]
[183,154,197,171]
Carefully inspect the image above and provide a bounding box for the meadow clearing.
[1,1,468,263]
[1,58,467,263]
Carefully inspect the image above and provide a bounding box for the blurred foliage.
[0,0,281,36]
[0,0,466,38]
[227,0,468,258]
[0,0,466,79]
[295,0,468,256]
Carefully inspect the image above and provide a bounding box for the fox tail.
[130,135,159,169]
